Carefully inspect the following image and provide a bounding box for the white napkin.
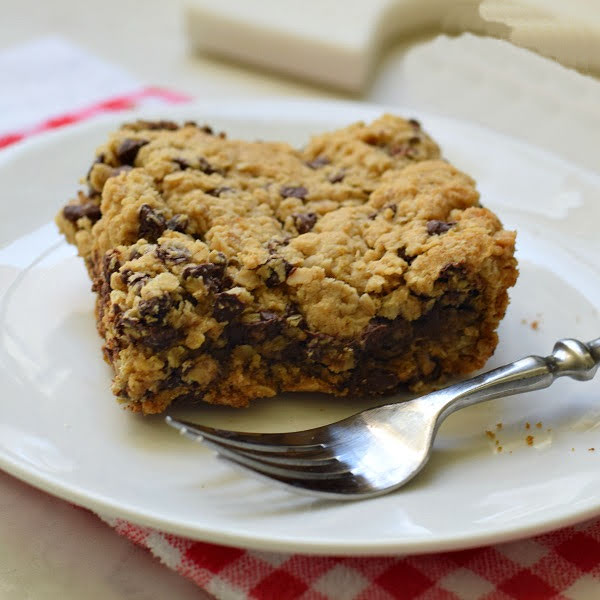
[0,37,140,135]
[0,36,188,143]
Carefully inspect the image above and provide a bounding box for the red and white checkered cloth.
[104,516,600,599]
[4,37,600,600]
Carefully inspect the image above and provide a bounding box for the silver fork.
[166,337,600,500]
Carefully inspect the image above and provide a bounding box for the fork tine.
[166,418,396,499]
[167,416,340,466]
[166,416,327,454]
[218,453,376,500]
[224,448,341,467]
[166,417,384,498]
[201,438,350,481]
[221,446,347,470]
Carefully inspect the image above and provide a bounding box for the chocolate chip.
[397,247,414,264]
[63,201,101,223]
[156,245,190,265]
[159,371,185,390]
[119,314,181,350]
[183,264,225,279]
[138,295,171,321]
[102,250,121,279]
[183,262,227,292]
[409,136,421,145]
[143,326,181,350]
[213,293,244,321]
[226,310,284,346]
[280,185,308,199]
[207,186,232,197]
[182,121,211,132]
[86,153,106,180]
[243,311,283,343]
[364,369,399,394]
[426,220,456,235]
[264,271,280,288]
[415,305,443,337]
[173,158,190,170]
[278,338,307,361]
[102,250,121,277]
[119,269,131,285]
[361,321,390,353]
[328,171,345,184]
[292,212,317,234]
[166,214,189,233]
[305,156,330,169]
[305,331,332,362]
[116,138,149,165]
[103,344,119,365]
[266,238,290,253]
[182,291,199,307]
[438,262,466,281]
[408,118,421,129]
[442,291,470,307]
[197,157,218,175]
[129,120,178,131]
[256,256,294,288]
[150,121,178,130]
[138,204,166,243]
[121,270,149,289]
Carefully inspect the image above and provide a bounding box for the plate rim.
[3,445,600,556]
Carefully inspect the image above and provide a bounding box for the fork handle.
[439,338,600,419]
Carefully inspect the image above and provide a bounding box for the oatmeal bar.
[56,116,517,414]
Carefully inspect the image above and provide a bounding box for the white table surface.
[1,2,599,599]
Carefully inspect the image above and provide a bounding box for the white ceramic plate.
[0,100,599,556]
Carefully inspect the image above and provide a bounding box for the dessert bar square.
[56,115,518,414]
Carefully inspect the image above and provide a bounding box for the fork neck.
[437,338,599,422]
